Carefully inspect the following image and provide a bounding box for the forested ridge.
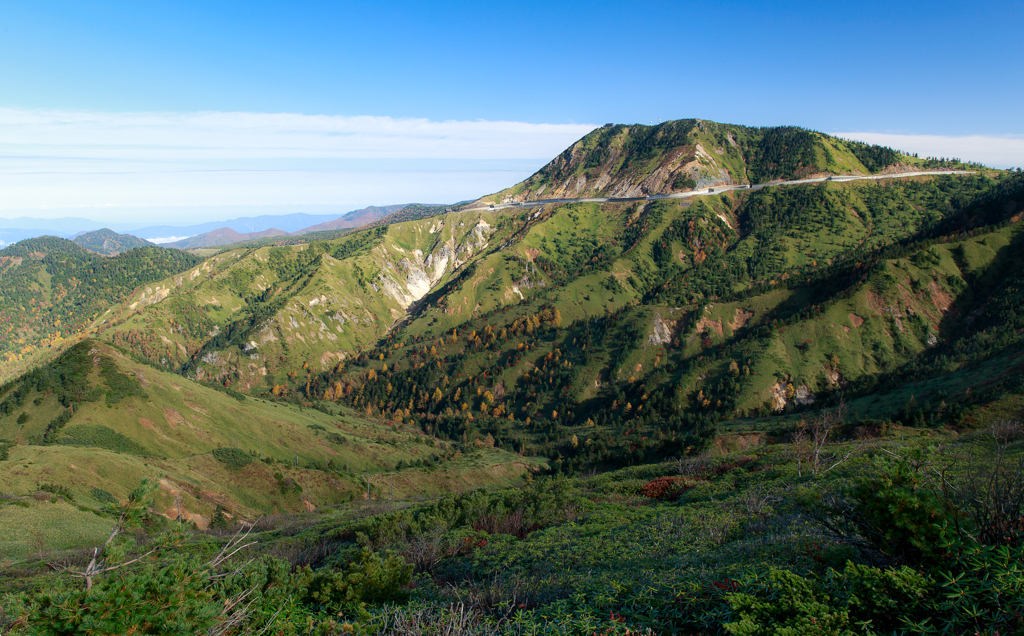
[0,237,200,364]
[72,228,154,256]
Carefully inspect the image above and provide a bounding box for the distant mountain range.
[129,212,352,241]
[166,227,292,249]
[162,204,443,249]
[0,206,420,247]
[294,204,408,234]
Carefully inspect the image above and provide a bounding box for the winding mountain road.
[460,170,975,213]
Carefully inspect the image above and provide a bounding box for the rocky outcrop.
[377,217,494,310]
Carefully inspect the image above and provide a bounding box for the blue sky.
[1,0,1021,225]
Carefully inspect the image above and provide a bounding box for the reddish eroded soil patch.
[929,280,954,313]
[712,433,766,455]
[728,308,754,331]
[140,418,175,442]
[470,267,495,291]
[694,316,724,337]
[524,248,540,262]
[163,407,186,428]
[184,401,207,415]
[848,313,865,328]
[158,478,211,529]
[865,290,888,315]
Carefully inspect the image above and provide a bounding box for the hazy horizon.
[2,1,1021,230]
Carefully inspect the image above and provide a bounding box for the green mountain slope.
[294,171,1024,471]
[473,119,963,205]
[0,238,200,380]
[95,208,499,391]
[73,228,155,255]
[0,340,537,532]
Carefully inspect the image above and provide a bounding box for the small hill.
[0,237,200,381]
[73,228,154,255]
[366,203,451,229]
[295,204,409,234]
[167,227,292,249]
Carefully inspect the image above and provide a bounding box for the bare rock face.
[376,216,494,310]
[770,382,788,412]
[794,385,816,406]
[647,314,679,345]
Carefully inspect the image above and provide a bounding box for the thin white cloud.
[0,108,597,160]
[148,236,194,244]
[0,108,597,220]
[835,132,1024,169]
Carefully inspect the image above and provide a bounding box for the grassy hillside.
[0,340,539,549]
[474,119,976,205]
[2,419,1020,634]
[40,172,1014,475]
[93,209,498,393]
[8,170,1012,483]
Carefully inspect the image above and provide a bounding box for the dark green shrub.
[90,487,119,505]
[326,433,346,445]
[98,357,145,404]
[303,548,412,617]
[841,453,950,567]
[59,425,149,456]
[719,563,932,635]
[39,484,74,501]
[672,174,698,190]
[209,505,229,529]
[212,447,253,470]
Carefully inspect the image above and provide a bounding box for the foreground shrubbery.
[2,426,1021,635]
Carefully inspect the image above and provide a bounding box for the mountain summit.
[475,120,912,205]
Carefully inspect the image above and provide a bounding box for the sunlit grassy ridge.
[0,340,539,545]
[473,120,977,206]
